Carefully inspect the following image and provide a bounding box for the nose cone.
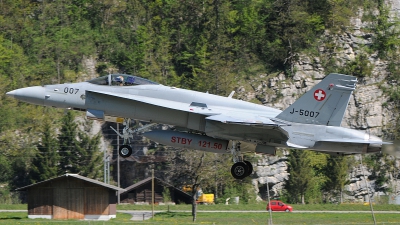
[6,90,17,97]
[6,86,46,105]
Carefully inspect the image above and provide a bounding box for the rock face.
[253,153,289,198]
[238,2,400,202]
[80,56,98,82]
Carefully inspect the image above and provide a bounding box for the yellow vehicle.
[182,186,214,204]
[196,193,214,204]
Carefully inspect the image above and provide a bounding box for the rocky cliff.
[238,1,400,203]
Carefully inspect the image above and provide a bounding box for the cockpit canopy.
[87,74,159,86]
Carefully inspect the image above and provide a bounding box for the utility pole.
[107,155,110,184]
[117,123,120,204]
[103,154,110,184]
[360,155,376,225]
[267,177,273,225]
[104,146,107,183]
[152,169,155,219]
[104,148,110,184]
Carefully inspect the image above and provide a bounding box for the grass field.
[3,203,400,211]
[2,204,400,224]
[116,203,400,211]
[1,211,400,224]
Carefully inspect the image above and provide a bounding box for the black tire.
[119,145,132,158]
[231,162,249,179]
[244,160,253,176]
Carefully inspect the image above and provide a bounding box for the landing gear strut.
[230,141,253,179]
[110,118,156,158]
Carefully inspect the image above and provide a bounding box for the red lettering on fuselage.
[171,136,192,145]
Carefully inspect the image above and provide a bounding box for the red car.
[266,200,293,212]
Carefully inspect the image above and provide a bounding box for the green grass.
[0,204,26,210]
[4,203,400,211]
[1,211,400,224]
[117,203,400,211]
[0,212,132,224]
[156,212,400,225]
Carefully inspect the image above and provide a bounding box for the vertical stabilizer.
[276,73,357,126]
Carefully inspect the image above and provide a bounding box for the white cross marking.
[314,89,325,101]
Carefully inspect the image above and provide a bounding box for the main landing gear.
[110,118,156,158]
[230,142,253,179]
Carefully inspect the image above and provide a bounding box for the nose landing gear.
[110,118,156,158]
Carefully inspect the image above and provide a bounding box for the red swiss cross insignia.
[314,89,326,101]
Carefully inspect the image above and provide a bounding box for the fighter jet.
[6,73,390,179]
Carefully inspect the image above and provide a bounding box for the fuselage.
[6,74,383,155]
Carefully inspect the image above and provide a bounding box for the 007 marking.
[64,87,79,94]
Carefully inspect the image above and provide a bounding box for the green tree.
[324,155,350,203]
[58,111,102,178]
[76,131,103,179]
[29,119,60,183]
[58,111,81,174]
[364,153,390,192]
[285,150,316,204]
[341,54,374,78]
[0,155,12,184]
[371,1,400,59]
[165,149,208,222]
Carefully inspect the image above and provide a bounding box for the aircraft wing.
[86,90,217,115]
[205,114,289,146]
[87,89,289,145]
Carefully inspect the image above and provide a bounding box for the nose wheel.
[119,145,133,158]
[111,118,157,158]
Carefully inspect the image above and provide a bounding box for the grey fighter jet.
[6,73,390,179]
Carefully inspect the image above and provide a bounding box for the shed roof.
[16,173,125,192]
[122,177,191,197]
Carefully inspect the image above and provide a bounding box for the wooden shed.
[120,177,192,204]
[16,174,125,220]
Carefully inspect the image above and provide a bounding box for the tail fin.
[276,73,357,126]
